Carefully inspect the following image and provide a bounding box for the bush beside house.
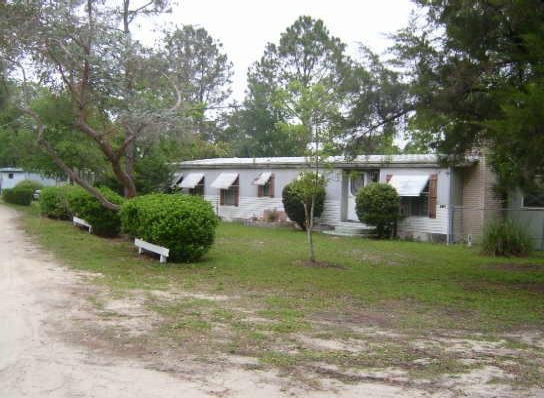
[282,173,326,230]
[356,183,400,239]
[481,219,533,257]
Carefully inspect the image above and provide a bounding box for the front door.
[347,172,365,221]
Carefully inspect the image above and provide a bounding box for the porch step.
[322,223,376,238]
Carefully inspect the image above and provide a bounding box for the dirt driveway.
[1,204,543,397]
[0,205,431,397]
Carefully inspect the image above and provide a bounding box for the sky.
[158,0,416,102]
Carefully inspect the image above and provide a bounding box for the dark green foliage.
[39,185,73,219]
[2,187,33,205]
[481,219,533,257]
[120,194,218,262]
[356,183,400,239]
[395,0,544,190]
[282,174,326,231]
[2,179,42,205]
[14,180,43,192]
[67,186,124,237]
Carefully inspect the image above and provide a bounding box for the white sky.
[157,0,416,102]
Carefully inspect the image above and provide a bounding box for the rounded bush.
[2,186,34,206]
[15,180,44,192]
[282,173,326,231]
[39,185,73,219]
[355,183,400,239]
[120,193,218,262]
[67,186,125,237]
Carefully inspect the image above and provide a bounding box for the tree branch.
[20,108,120,211]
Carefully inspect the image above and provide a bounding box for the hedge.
[39,185,75,219]
[120,193,218,262]
[15,180,44,192]
[66,186,125,237]
[2,180,45,206]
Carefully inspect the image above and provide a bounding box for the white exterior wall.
[0,170,60,192]
[192,167,303,221]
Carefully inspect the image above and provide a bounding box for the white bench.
[134,238,170,263]
[73,216,92,233]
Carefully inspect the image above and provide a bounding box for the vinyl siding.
[458,154,504,242]
[397,207,449,240]
[508,191,544,250]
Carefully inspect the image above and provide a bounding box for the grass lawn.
[10,202,544,387]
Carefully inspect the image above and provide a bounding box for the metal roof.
[178,154,477,169]
[0,168,24,172]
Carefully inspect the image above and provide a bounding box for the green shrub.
[120,193,218,262]
[481,219,533,257]
[2,186,34,206]
[356,183,400,239]
[67,186,125,237]
[39,185,73,219]
[15,180,44,192]
[281,173,326,230]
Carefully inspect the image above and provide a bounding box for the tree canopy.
[227,16,404,158]
[0,1,234,207]
[394,0,544,191]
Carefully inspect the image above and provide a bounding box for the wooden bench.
[73,216,92,233]
[134,238,170,263]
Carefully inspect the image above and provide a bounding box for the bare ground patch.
[48,274,544,397]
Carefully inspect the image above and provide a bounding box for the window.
[8,173,13,179]
[396,174,437,218]
[220,177,239,206]
[255,173,274,198]
[523,191,544,208]
[349,173,365,196]
[189,177,205,196]
[368,170,379,183]
[400,183,429,217]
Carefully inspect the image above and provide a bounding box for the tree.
[0,0,182,209]
[393,0,544,192]
[224,79,301,157]
[282,172,326,262]
[342,46,409,155]
[234,16,350,156]
[160,25,233,142]
[282,173,326,231]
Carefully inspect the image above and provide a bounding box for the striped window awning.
[179,173,204,189]
[252,172,272,186]
[388,174,430,197]
[172,172,183,187]
[211,173,239,189]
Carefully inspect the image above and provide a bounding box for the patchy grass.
[9,202,544,388]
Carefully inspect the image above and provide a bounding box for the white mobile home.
[177,154,504,244]
[0,168,61,192]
